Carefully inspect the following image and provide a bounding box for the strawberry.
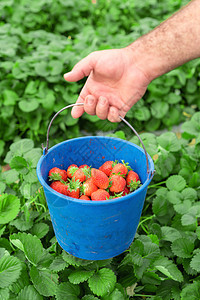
[99,161,114,176]
[91,168,109,189]
[91,189,110,201]
[67,164,78,178]
[111,160,131,177]
[49,167,68,181]
[126,171,141,192]
[79,164,90,169]
[66,178,80,199]
[72,168,86,183]
[82,178,98,197]
[50,181,68,195]
[109,174,126,193]
[122,186,130,196]
[79,195,90,200]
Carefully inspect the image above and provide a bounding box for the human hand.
[64,48,151,122]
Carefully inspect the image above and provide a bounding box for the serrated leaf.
[82,296,100,300]
[10,263,30,294]
[30,266,58,297]
[0,287,9,300]
[157,132,181,152]
[30,223,49,239]
[102,288,125,300]
[181,213,197,226]
[171,238,194,258]
[23,148,42,168]
[10,139,34,156]
[16,285,42,300]
[153,257,183,282]
[69,269,94,284]
[55,282,80,300]
[2,170,19,184]
[62,251,93,266]
[190,252,200,272]
[0,194,20,224]
[88,268,116,297]
[10,233,44,265]
[181,188,197,201]
[161,226,182,242]
[166,175,186,192]
[9,156,28,172]
[180,281,200,300]
[0,255,22,288]
[49,256,68,272]
[10,213,33,231]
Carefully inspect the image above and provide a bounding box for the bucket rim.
[36,136,154,205]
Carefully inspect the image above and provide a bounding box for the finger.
[107,106,121,123]
[84,95,97,115]
[96,96,109,120]
[71,96,85,118]
[64,53,96,82]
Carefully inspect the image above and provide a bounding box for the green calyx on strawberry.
[127,180,141,192]
[67,165,79,178]
[49,167,68,181]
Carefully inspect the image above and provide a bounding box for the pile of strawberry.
[49,160,141,201]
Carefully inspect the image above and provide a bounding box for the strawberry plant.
[0,113,200,299]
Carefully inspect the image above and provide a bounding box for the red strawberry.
[72,168,86,183]
[67,164,78,178]
[79,195,90,200]
[50,181,68,195]
[126,171,141,192]
[79,164,90,169]
[99,161,114,176]
[109,174,126,193]
[66,178,80,199]
[82,178,98,197]
[122,186,130,196]
[91,168,109,189]
[91,189,110,201]
[49,167,68,181]
[111,161,131,177]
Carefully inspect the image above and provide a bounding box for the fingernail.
[64,72,72,77]
[99,97,106,105]
[87,98,94,105]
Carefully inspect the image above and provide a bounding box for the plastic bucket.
[36,104,154,260]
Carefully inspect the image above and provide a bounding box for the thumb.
[64,53,96,82]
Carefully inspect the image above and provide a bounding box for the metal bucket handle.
[42,103,155,179]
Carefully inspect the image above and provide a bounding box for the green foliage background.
[0,0,200,158]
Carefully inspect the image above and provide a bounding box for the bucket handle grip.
[42,103,155,179]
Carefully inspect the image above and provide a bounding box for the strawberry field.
[0,0,200,299]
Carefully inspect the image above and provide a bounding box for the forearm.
[128,0,200,81]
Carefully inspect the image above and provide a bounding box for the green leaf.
[161,226,182,242]
[151,102,169,119]
[0,194,20,224]
[49,256,68,272]
[55,282,80,300]
[69,269,94,284]
[10,139,34,156]
[10,263,30,294]
[180,281,200,300]
[2,169,19,184]
[30,223,49,239]
[18,99,39,112]
[0,182,6,194]
[88,268,116,297]
[23,148,42,168]
[3,90,18,106]
[157,132,181,152]
[10,213,33,231]
[181,213,197,226]
[166,175,186,192]
[23,169,38,183]
[49,60,63,75]
[102,288,125,300]
[0,255,22,288]
[10,156,28,172]
[181,188,197,201]
[82,296,100,300]
[35,61,49,76]
[16,285,42,300]
[171,238,194,258]
[182,112,200,138]
[190,252,200,272]
[62,251,93,267]
[153,257,183,282]
[10,233,44,265]
[134,107,150,121]
[30,266,58,297]
[0,287,9,300]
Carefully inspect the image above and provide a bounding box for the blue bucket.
[36,104,154,260]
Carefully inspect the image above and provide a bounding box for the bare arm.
[64,0,200,122]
